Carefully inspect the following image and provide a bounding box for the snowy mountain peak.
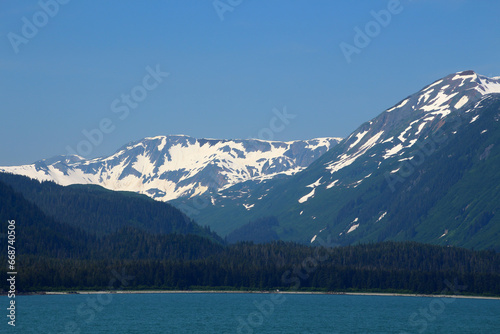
[0,135,342,202]
[323,71,500,181]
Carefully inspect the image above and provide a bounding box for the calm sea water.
[2,292,499,333]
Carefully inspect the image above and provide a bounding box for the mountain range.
[1,70,499,250]
[0,136,341,202]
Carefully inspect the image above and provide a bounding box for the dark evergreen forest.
[1,175,499,296]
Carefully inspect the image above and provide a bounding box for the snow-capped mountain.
[182,71,500,249]
[322,70,500,181]
[267,71,499,198]
[0,135,341,201]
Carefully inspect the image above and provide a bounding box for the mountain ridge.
[0,135,342,202]
[174,70,500,248]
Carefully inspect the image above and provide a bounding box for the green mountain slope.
[0,179,225,260]
[0,173,220,241]
[182,73,500,250]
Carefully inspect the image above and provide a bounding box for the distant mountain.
[0,172,221,241]
[180,71,500,249]
[0,136,341,202]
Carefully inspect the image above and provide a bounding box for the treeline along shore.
[2,240,500,296]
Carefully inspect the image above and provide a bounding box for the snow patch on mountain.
[420,90,459,117]
[327,131,384,174]
[348,130,369,150]
[376,212,387,222]
[415,121,427,136]
[347,224,359,233]
[243,203,255,210]
[326,180,339,189]
[386,98,409,112]
[470,115,479,123]
[298,188,315,204]
[347,218,359,233]
[454,96,469,109]
[382,137,394,143]
[307,177,323,188]
[425,79,443,90]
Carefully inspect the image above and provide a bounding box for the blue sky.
[1,0,500,165]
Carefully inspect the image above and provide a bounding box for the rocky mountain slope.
[178,71,500,249]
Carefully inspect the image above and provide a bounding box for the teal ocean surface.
[2,293,500,333]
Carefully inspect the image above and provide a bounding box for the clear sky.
[1,0,500,165]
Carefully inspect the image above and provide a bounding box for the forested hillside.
[0,173,220,239]
[1,174,499,296]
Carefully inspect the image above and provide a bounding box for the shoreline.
[8,290,500,300]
